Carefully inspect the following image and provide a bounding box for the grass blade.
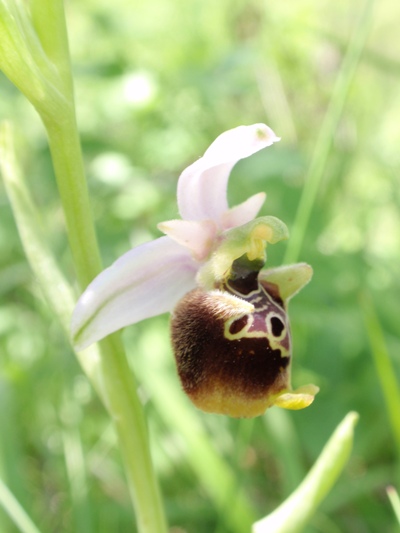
[61,391,94,533]
[284,0,374,264]
[361,292,400,453]
[387,486,400,525]
[0,478,43,533]
[252,412,358,533]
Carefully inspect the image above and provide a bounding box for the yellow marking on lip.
[223,316,290,357]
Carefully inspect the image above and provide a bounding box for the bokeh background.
[1,0,400,531]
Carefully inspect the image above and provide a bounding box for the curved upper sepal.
[259,263,313,301]
[177,124,279,223]
[71,236,198,350]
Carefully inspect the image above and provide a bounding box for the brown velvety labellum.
[171,260,292,417]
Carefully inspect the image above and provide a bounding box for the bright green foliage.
[1,0,400,532]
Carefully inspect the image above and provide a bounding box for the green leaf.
[0,477,43,533]
[252,412,359,533]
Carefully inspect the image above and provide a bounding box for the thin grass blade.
[361,292,400,454]
[0,478,43,533]
[284,0,374,264]
[387,486,400,525]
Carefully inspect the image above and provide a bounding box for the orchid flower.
[71,124,318,418]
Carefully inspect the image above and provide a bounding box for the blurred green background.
[1,0,400,531]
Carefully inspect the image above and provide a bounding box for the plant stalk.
[1,0,168,528]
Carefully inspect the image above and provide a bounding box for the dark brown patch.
[227,271,259,295]
[227,256,264,295]
[260,281,284,307]
[229,315,249,335]
[171,289,290,401]
[270,316,285,337]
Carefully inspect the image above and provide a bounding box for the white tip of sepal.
[178,123,279,223]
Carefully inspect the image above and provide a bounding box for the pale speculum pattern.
[223,268,291,359]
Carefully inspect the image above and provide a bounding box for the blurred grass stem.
[0,477,43,533]
[284,0,374,264]
[361,292,400,455]
[0,0,168,528]
[136,351,258,533]
[387,486,400,525]
[0,121,168,533]
[61,391,94,533]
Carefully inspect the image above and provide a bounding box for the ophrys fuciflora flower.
[71,124,318,417]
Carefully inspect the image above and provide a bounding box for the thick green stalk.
[31,0,102,289]
[0,123,168,533]
[0,0,169,529]
[99,335,169,533]
[36,2,168,522]
[43,114,103,290]
[44,119,169,533]
[31,0,74,94]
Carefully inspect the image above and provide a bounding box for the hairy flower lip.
[170,262,316,417]
[71,124,281,350]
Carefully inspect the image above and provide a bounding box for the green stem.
[44,108,169,533]
[100,335,168,533]
[44,68,169,533]
[31,0,74,94]
[0,122,168,533]
[37,4,168,520]
[44,115,103,289]
[0,0,169,529]
[32,0,101,289]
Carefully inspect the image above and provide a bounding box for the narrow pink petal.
[158,219,218,261]
[71,237,198,350]
[178,124,279,223]
[221,192,266,230]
